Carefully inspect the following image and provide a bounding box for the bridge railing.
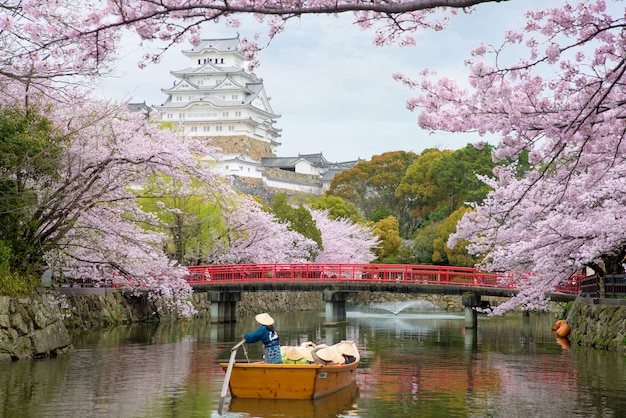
[185,263,516,288]
[185,263,584,294]
[579,274,626,298]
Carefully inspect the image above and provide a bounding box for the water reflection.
[0,310,624,417]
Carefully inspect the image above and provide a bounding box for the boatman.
[243,313,282,364]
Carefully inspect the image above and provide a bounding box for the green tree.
[396,148,452,223]
[432,207,477,267]
[328,151,419,237]
[371,216,402,263]
[270,193,322,255]
[0,106,65,277]
[411,222,440,264]
[305,194,363,223]
[398,144,495,226]
[138,177,226,265]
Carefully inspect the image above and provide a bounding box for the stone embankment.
[566,297,626,351]
[0,292,72,361]
[2,290,625,361]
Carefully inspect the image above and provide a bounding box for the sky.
[96,1,546,163]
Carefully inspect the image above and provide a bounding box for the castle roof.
[182,36,241,55]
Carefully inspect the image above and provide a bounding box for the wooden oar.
[218,339,246,416]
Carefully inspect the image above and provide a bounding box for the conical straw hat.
[285,346,305,361]
[254,312,274,326]
[336,342,358,357]
[314,347,344,365]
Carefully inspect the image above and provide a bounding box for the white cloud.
[96,1,547,162]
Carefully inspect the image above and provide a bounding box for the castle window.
[235,111,241,117]
[203,126,210,132]
[232,95,238,100]
[222,111,229,117]
[216,126,223,132]
[198,59,201,65]
[228,126,235,131]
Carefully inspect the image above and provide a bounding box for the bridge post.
[323,290,347,325]
[208,291,241,323]
[462,293,481,329]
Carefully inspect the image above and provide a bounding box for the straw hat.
[336,342,358,357]
[254,312,274,326]
[301,346,315,363]
[299,341,316,348]
[285,346,305,361]
[313,347,344,365]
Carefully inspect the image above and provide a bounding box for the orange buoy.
[552,319,564,332]
[556,336,571,349]
[556,323,571,338]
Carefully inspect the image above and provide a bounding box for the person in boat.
[336,342,358,364]
[282,346,307,364]
[243,312,282,364]
[311,346,344,366]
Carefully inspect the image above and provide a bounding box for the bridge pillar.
[323,290,347,325]
[208,291,241,323]
[462,293,481,329]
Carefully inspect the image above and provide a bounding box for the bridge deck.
[185,263,579,301]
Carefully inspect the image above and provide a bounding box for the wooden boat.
[219,340,360,401]
[228,380,359,417]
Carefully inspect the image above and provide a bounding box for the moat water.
[1,308,624,417]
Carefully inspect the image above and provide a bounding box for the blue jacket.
[244,325,279,347]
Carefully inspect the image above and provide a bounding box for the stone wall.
[5,290,624,361]
[206,135,275,161]
[263,167,321,185]
[60,291,161,329]
[0,292,72,361]
[566,297,626,351]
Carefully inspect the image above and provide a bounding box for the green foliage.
[371,216,402,262]
[412,222,440,264]
[432,207,477,267]
[0,241,40,295]
[398,144,495,226]
[328,151,419,238]
[0,105,66,278]
[138,176,227,265]
[270,193,322,254]
[0,271,40,296]
[306,195,363,223]
[368,204,391,223]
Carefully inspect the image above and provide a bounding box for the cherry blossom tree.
[309,208,379,263]
[0,0,500,84]
[207,195,319,264]
[396,1,626,312]
[0,86,228,315]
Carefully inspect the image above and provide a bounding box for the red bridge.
[185,263,580,294]
[184,263,581,324]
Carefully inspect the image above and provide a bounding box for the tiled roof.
[183,36,241,54]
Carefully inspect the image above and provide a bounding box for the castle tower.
[155,36,281,160]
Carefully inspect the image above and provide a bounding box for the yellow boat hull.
[219,360,359,400]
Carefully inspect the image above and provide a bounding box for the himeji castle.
[155,36,280,161]
[146,35,359,195]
